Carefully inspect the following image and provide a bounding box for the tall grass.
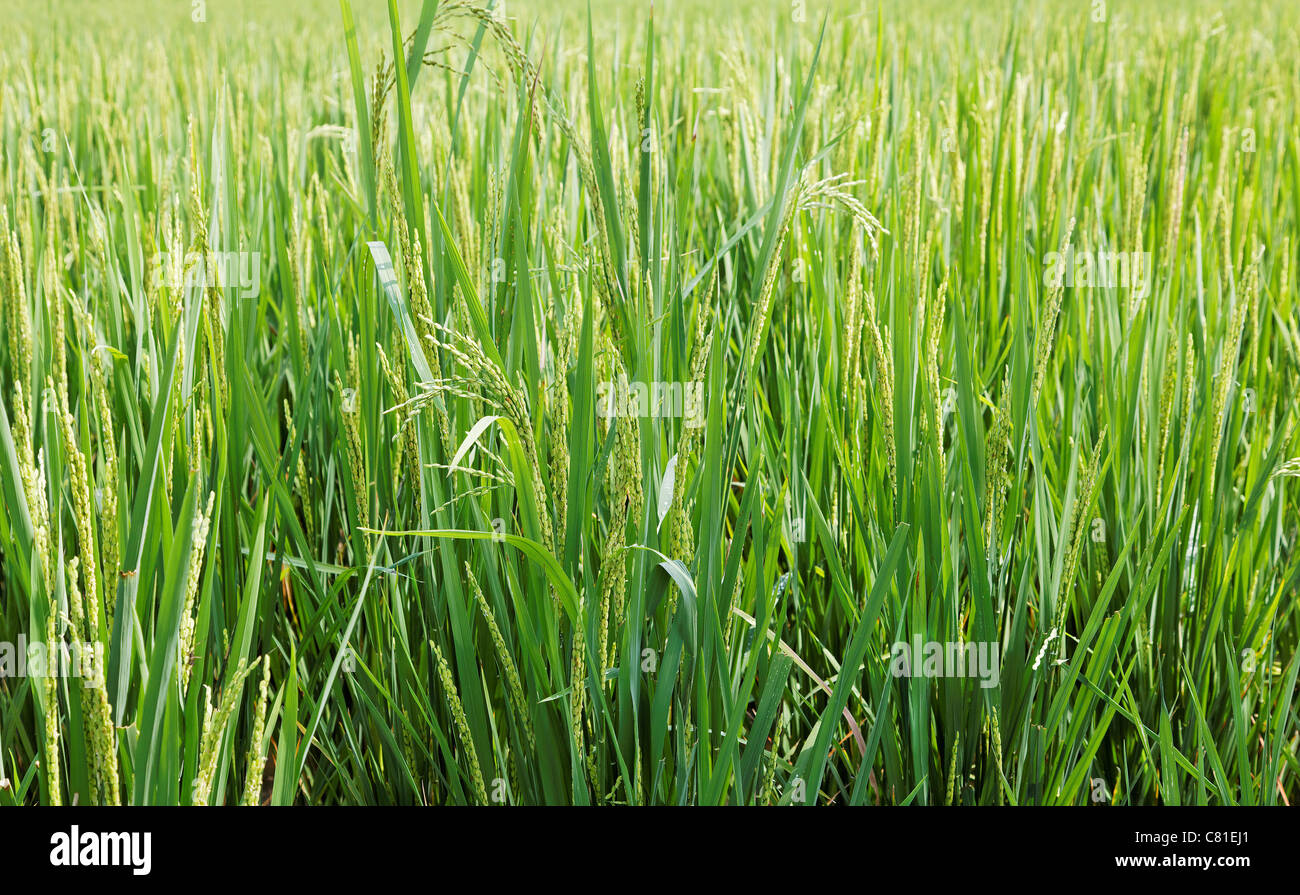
[0,0,1297,805]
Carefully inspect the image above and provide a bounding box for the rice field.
[1,0,1298,806]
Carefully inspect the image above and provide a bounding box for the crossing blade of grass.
[130,477,200,804]
[795,523,910,801]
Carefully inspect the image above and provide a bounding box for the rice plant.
[0,0,1297,806]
